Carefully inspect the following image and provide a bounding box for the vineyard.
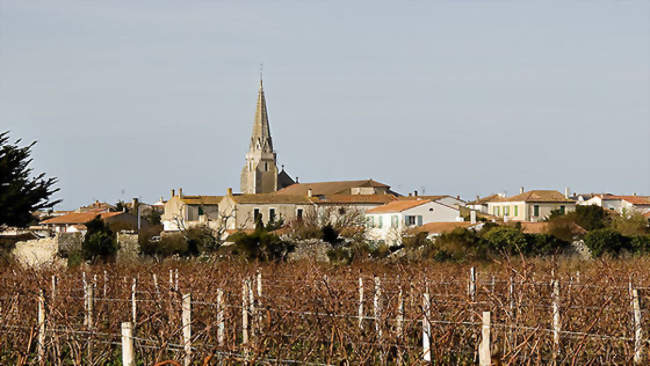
[1,258,648,365]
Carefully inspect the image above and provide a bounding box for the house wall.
[365,201,462,246]
[488,201,576,221]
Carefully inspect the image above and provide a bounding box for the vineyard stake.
[632,289,644,365]
[469,267,476,301]
[358,277,364,330]
[182,293,192,366]
[248,278,256,338]
[175,269,179,292]
[552,279,560,362]
[479,311,491,366]
[131,278,137,327]
[374,276,382,339]
[121,322,135,366]
[242,280,249,346]
[153,273,159,298]
[103,270,108,298]
[82,272,88,326]
[51,275,56,301]
[86,282,94,329]
[396,285,404,337]
[256,270,263,331]
[422,292,431,362]
[37,289,45,363]
[217,288,225,346]
[491,275,495,294]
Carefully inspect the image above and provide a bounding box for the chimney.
[307,188,313,198]
[520,186,524,194]
[132,197,138,210]
[634,192,637,196]
[456,195,460,200]
[476,195,480,201]
[414,190,418,197]
[295,176,299,183]
[171,189,175,198]
[227,187,233,196]
[564,187,570,199]
[408,193,412,197]
[178,187,183,198]
[470,210,477,224]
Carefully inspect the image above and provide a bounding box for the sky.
[1,1,648,210]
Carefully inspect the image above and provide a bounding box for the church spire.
[249,76,273,152]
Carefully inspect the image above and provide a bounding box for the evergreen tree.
[0,132,60,227]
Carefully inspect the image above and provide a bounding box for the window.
[405,216,416,226]
[253,208,261,222]
[559,205,565,214]
[514,205,518,217]
[495,206,500,216]
[391,215,398,228]
[378,216,384,229]
[368,216,375,228]
[296,208,303,221]
[265,162,268,171]
[338,208,346,215]
[198,206,204,216]
[504,206,510,216]
[417,215,423,226]
[269,208,276,223]
[533,205,540,217]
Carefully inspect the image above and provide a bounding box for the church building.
[240,78,295,194]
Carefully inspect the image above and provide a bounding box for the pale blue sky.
[1,1,648,209]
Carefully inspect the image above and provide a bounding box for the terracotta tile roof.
[518,222,548,234]
[397,195,447,201]
[313,194,398,205]
[276,179,389,196]
[467,194,501,205]
[415,222,474,234]
[41,211,124,225]
[491,190,575,203]
[179,196,223,205]
[366,199,431,214]
[230,193,313,205]
[612,195,650,205]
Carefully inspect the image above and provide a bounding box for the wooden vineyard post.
[256,270,262,329]
[491,275,496,294]
[468,267,476,301]
[169,269,174,293]
[374,276,382,339]
[217,288,225,346]
[37,289,45,363]
[248,278,256,338]
[479,311,491,366]
[358,277,364,330]
[422,292,431,362]
[85,282,94,329]
[103,270,108,298]
[175,269,179,292]
[131,278,137,327]
[632,289,644,365]
[121,322,135,366]
[242,280,249,346]
[182,293,192,366]
[552,279,561,362]
[83,272,88,327]
[51,275,57,301]
[396,285,404,337]
[153,273,160,299]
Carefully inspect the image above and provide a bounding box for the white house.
[578,194,650,215]
[365,199,463,246]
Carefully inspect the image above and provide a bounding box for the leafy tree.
[573,205,607,231]
[483,226,529,255]
[0,131,60,227]
[82,217,118,262]
[321,224,341,245]
[228,230,293,262]
[610,211,649,237]
[584,228,627,257]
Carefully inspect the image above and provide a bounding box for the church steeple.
[240,76,279,194]
[249,78,273,153]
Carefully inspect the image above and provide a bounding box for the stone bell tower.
[240,78,278,194]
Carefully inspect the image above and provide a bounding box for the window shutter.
[417,215,423,226]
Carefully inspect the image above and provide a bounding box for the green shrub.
[321,224,341,245]
[483,226,529,255]
[525,234,567,256]
[433,228,486,262]
[82,217,117,262]
[229,230,293,262]
[629,235,650,255]
[584,228,627,257]
[403,232,431,250]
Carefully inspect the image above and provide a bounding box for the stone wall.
[117,232,140,262]
[287,239,332,263]
[12,237,65,268]
[57,232,84,256]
